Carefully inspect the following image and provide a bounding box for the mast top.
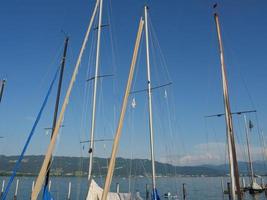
[212,3,219,16]
[61,30,70,39]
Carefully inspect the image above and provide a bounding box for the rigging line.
[233,117,243,167]
[211,122,224,160]
[79,19,97,149]
[105,0,119,134]
[236,116,247,165]
[253,115,267,172]
[132,30,144,92]
[221,22,257,111]
[107,0,119,105]
[148,12,172,82]
[127,93,137,192]
[130,82,172,95]
[38,41,65,93]
[164,90,177,157]
[1,66,60,200]
[260,130,267,171]
[46,115,65,175]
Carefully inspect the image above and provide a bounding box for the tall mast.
[44,37,69,189]
[144,6,157,197]
[31,0,99,198]
[101,17,144,200]
[244,115,254,185]
[214,13,242,200]
[88,0,103,180]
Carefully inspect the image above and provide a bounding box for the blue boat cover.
[43,186,54,200]
[152,188,160,200]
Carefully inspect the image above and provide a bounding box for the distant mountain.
[201,161,267,176]
[1,155,266,177]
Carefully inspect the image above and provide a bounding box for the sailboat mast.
[44,37,69,189]
[214,13,242,200]
[31,1,99,199]
[244,115,254,184]
[101,18,144,200]
[144,6,157,192]
[88,0,103,180]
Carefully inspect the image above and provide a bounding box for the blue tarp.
[152,188,160,200]
[42,186,54,200]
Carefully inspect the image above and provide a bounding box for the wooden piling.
[146,184,149,200]
[67,181,71,200]
[1,179,5,197]
[14,179,19,200]
[182,183,186,200]
[227,182,232,200]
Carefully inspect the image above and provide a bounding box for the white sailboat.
[30,0,134,199]
[31,1,171,199]
[85,0,131,198]
[102,6,163,200]
[243,115,264,194]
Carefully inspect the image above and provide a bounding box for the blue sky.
[1,0,267,165]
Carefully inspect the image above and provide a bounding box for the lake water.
[1,176,267,199]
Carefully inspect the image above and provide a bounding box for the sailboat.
[30,0,132,199]
[0,35,69,200]
[30,1,171,199]
[85,0,131,199]
[101,6,163,200]
[243,116,265,194]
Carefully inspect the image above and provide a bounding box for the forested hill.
[1,155,265,177]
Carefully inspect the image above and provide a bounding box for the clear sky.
[1,0,267,166]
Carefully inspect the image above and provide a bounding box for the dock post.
[14,179,19,200]
[145,184,149,200]
[261,177,264,187]
[182,183,186,200]
[242,178,245,189]
[67,181,71,200]
[32,180,35,192]
[1,180,5,197]
[116,183,120,193]
[221,178,224,196]
[48,180,52,191]
[227,182,232,200]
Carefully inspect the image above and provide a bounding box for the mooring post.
[67,181,71,200]
[48,180,52,191]
[182,183,186,200]
[116,183,120,193]
[145,184,149,200]
[221,178,225,196]
[227,182,232,200]
[14,179,19,200]
[32,180,35,192]
[261,177,264,188]
[1,179,5,197]
[242,178,245,189]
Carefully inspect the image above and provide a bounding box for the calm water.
[1,176,267,199]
